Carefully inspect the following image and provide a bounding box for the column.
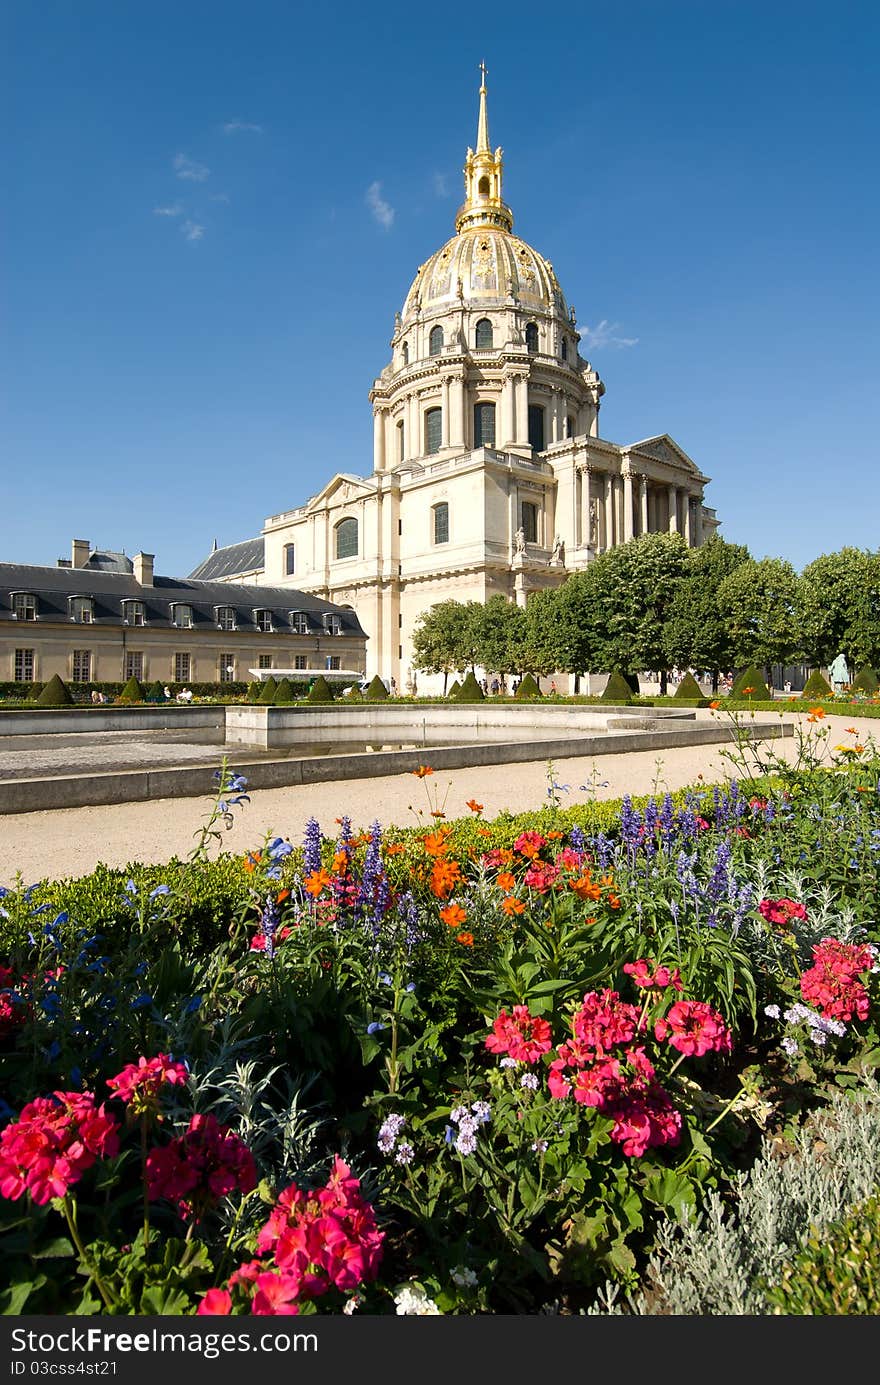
[455,378,467,449]
[515,374,528,445]
[441,378,450,448]
[501,376,516,448]
[684,494,693,546]
[640,476,649,534]
[694,498,704,545]
[372,408,386,473]
[407,394,417,459]
[623,471,634,541]
[667,484,678,534]
[604,473,614,550]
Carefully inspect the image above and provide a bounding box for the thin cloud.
[366,180,395,230]
[222,120,264,134]
[174,152,210,182]
[182,220,205,242]
[153,204,183,217]
[432,171,450,197]
[580,319,639,350]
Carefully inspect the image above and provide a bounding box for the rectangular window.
[12,593,36,621]
[217,607,236,631]
[433,503,449,545]
[174,653,191,683]
[258,654,273,669]
[255,610,273,632]
[425,407,442,455]
[71,598,93,624]
[72,649,91,682]
[473,402,496,449]
[527,404,545,452]
[323,614,342,636]
[125,651,144,681]
[397,420,405,461]
[290,612,309,634]
[284,544,296,576]
[172,604,193,629]
[325,655,340,671]
[521,501,538,544]
[14,648,34,681]
[124,601,145,626]
[294,655,307,670]
[218,655,236,683]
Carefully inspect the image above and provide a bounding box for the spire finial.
[476,60,490,154]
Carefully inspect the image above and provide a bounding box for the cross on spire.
[479,60,488,88]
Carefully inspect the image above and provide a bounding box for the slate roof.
[0,563,365,637]
[188,538,265,581]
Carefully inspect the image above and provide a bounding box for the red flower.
[758,898,807,927]
[0,1092,119,1205]
[623,959,683,992]
[147,1113,256,1220]
[107,1054,189,1112]
[800,938,876,1023]
[196,1289,232,1315]
[485,1005,553,1064]
[513,830,546,859]
[654,1000,732,1057]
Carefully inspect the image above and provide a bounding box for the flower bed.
[1,722,878,1316]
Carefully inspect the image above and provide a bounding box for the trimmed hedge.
[257,676,278,705]
[274,678,296,704]
[515,673,542,699]
[673,671,703,699]
[853,667,879,694]
[601,672,634,703]
[446,680,461,699]
[306,675,335,703]
[36,674,73,707]
[452,671,485,702]
[801,669,833,698]
[730,665,771,700]
[117,675,146,704]
[364,675,389,701]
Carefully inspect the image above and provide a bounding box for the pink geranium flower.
[654,1000,732,1056]
[485,1005,553,1064]
[107,1054,189,1113]
[0,1091,119,1205]
[623,958,683,992]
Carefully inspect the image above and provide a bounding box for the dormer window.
[11,592,36,621]
[171,603,193,629]
[289,611,310,635]
[322,613,342,636]
[254,609,274,633]
[216,605,236,631]
[123,600,145,626]
[70,596,93,624]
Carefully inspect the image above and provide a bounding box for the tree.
[797,548,880,672]
[553,532,689,683]
[664,535,751,691]
[521,588,567,678]
[411,600,474,692]
[716,557,802,676]
[469,595,527,678]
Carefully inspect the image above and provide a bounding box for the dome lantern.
[455,63,513,235]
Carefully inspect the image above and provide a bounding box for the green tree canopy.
[469,595,527,677]
[716,557,802,669]
[411,600,474,689]
[797,548,880,671]
[664,535,751,680]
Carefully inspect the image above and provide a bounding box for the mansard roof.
[188,537,265,580]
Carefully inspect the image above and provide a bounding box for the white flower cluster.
[394,1283,442,1315]
[449,1101,491,1155]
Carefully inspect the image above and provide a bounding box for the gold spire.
[455,64,513,234]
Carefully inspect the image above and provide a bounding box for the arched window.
[525,322,539,353]
[283,544,295,576]
[433,502,449,545]
[475,318,493,349]
[478,176,490,196]
[528,404,545,452]
[560,337,568,362]
[397,419,405,461]
[425,407,442,455]
[473,402,496,449]
[566,415,576,439]
[429,325,443,356]
[335,518,358,560]
[401,341,409,366]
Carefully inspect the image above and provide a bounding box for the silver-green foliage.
[585,1078,880,1315]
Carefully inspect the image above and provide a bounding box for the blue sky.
[3,0,878,579]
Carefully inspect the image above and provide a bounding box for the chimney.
[133,552,154,587]
[71,539,90,569]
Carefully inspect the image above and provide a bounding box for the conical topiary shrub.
[257,676,278,705]
[28,682,44,700]
[118,675,145,704]
[342,684,362,700]
[36,674,73,707]
[801,669,833,698]
[852,667,879,694]
[274,678,295,704]
[515,672,542,699]
[731,665,771,700]
[673,671,703,699]
[453,671,485,702]
[146,680,165,703]
[306,675,335,703]
[246,680,263,703]
[446,679,461,699]
[601,671,635,703]
[364,674,389,701]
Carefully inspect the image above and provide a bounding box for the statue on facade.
[551,535,565,565]
[589,499,599,545]
[514,526,526,554]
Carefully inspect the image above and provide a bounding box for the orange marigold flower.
[546,830,564,840]
[498,848,514,864]
[332,850,349,873]
[383,843,405,856]
[275,889,290,904]
[440,903,467,928]
[607,892,621,909]
[304,868,332,897]
[423,830,450,856]
[430,811,447,819]
[477,827,493,837]
[430,859,463,899]
[807,706,826,718]
[517,840,542,860]
[742,686,755,695]
[496,871,516,892]
[709,700,721,710]
[570,873,601,902]
[456,932,474,947]
[501,895,526,916]
[846,727,858,734]
[412,765,434,778]
[466,799,484,813]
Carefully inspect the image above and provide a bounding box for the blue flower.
[130,994,153,1010]
[149,885,171,900]
[268,837,293,861]
[184,996,202,1015]
[366,1022,386,1035]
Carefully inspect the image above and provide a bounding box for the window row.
[11,649,338,683]
[400,321,574,361]
[6,596,343,634]
[392,400,578,460]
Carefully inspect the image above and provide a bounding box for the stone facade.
[192,75,719,693]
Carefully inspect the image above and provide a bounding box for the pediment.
[628,434,701,476]
[306,473,375,511]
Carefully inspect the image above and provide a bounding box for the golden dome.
[400,68,568,325]
[402,228,566,320]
